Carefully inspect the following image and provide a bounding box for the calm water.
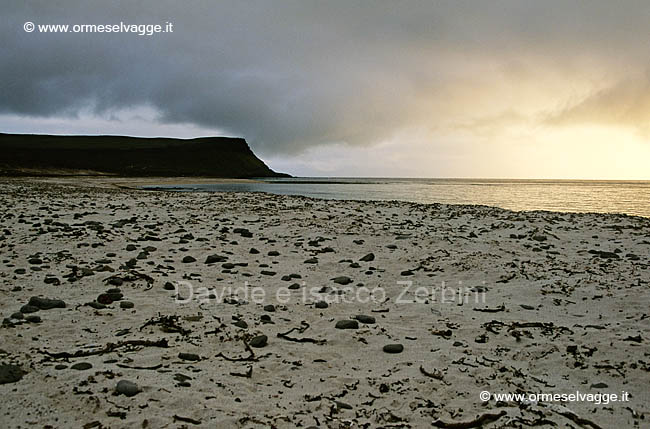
[145,178,650,218]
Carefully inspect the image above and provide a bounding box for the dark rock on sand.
[249,248,260,254]
[0,364,26,384]
[20,304,39,314]
[97,293,116,305]
[182,256,197,263]
[233,320,248,329]
[115,380,140,397]
[263,304,276,312]
[178,352,200,361]
[315,301,329,309]
[86,301,106,309]
[355,315,376,324]
[28,296,66,310]
[25,315,41,323]
[205,254,227,264]
[360,253,375,262]
[71,362,92,370]
[163,282,176,291]
[120,301,135,309]
[332,276,352,285]
[304,257,318,264]
[383,344,404,353]
[107,277,123,286]
[249,335,268,348]
[335,320,359,329]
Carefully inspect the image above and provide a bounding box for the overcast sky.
[2,1,649,178]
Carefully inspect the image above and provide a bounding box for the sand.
[0,177,648,428]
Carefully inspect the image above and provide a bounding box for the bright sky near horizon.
[2,1,649,179]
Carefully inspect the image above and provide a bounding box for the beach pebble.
[97,293,115,305]
[335,320,359,329]
[354,314,376,324]
[163,282,176,291]
[115,380,140,397]
[10,312,24,319]
[178,352,200,361]
[86,301,106,309]
[25,315,41,323]
[20,305,39,314]
[233,320,248,329]
[108,277,123,286]
[260,270,276,276]
[263,304,276,312]
[120,301,134,309]
[288,283,301,290]
[268,250,280,256]
[249,335,268,348]
[182,255,196,263]
[28,296,66,310]
[304,257,318,264]
[331,276,352,285]
[360,253,375,262]
[205,254,227,264]
[0,364,26,384]
[334,400,353,410]
[249,248,260,254]
[71,362,92,371]
[383,344,404,354]
[315,301,329,309]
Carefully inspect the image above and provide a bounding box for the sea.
[144,178,650,218]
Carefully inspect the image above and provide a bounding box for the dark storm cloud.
[2,1,650,154]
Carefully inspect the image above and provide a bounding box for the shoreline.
[0,178,648,427]
[4,175,650,220]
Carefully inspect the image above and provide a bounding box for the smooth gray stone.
[335,320,359,329]
[249,335,268,348]
[383,344,404,354]
[115,380,140,397]
[28,296,66,310]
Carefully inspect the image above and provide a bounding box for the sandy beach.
[1,177,648,428]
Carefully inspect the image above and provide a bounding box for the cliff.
[0,133,288,178]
